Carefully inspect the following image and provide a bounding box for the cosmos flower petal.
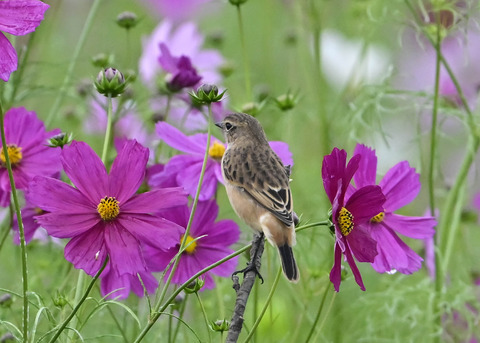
[109,140,149,203]
[177,160,218,200]
[379,161,420,212]
[156,122,205,154]
[64,224,107,276]
[105,221,147,275]
[199,220,240,247]
[344,244,366,291]
[383,213,436,239]
[119,214,184,251]
[0,32,17,82]
[346,227,378,263]
[345,185,385,224]
[0,0,49,35]
[122,187,188,213]
[353,144,377,188]
[330,243,343,292]
[189,199,217,234]
[61,141,108,204]
[194,246,238,277]
[36,212,100,238]
[27,176,95,213]
[322,148,347,204]
[269,141,294,167]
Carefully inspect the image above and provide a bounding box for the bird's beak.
[214,122,223,129]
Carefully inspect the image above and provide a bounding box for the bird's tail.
[278,244,299,282]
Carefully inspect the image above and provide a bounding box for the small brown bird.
[216,113,299,282]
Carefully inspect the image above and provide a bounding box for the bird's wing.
[223,148,294,227]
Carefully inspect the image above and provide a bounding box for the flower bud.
[229,0,248,5]
[184,278,205,294]
[76,78,93,98]
[219,61,235,78]
[240,102,261,116]
[91,53,114,69]
[274,91,298,111]
[116,11,138,30]
[210,319,230,332]
[190,83,226,105]
[0,294,12,308]
[94,68,127,98]
[47,132,73,149]
[52,291,68,308]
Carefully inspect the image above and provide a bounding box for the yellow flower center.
[370,212,385,223]
[338,207,354,236]
[0,145,23,166]
[97,196,120,221]
[181,234,197,254]
[208,141,225,160]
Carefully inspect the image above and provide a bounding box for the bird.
[215,112,299,282]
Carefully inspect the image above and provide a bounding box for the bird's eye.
[225,122,233,131]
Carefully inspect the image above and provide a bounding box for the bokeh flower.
[145,199,240,289]
[322,147,385,291]
[139,20,224,89]
[159,44,202,92]
[27,140,188,277]
[0,107,61,206]
[151,121,294,200]
[352,144,437,274]
[139,0,216,22]
[0,0,49,81]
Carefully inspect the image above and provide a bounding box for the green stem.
[236,5,252,100]
[195,292,212,343]
[0,100,29,342]
[243,266,282,343]
[45,0,103,126]
[47,257,108,343]
[312,289,337,342]
[304,283,332,343]
[151,104,213,322]
[101,95,114,164]
[295,221,330,233]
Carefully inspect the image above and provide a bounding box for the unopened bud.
[184,278,205,294]
[47,132,73,149]
[94,68,127,98]
[91,53,114,69]
[116,11,138,29]
[190,83,226,105]
[210,319,230,332]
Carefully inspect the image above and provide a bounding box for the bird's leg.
[232,232,265,284]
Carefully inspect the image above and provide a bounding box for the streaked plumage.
[216,113,299,282]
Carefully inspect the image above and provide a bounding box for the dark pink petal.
[193,246,238,277]
[128,271,158,297]
[382,213,436,239]
[0,32,17,82]
[61,141,108,204]
[473,192,480,210]
[322,148,347,204]
[13,206,39,244]
[0,0,49,35]
[176,159,219,200]
[105,221,147,275]
[370,224,422,274]
[109,140,148,203]
[344,243,366,291]
[379,161,420,212]
[27,176,95,213]
[343,154,361,198]
[269,141,294,167]
[0,188,10,207]
[346,185,385,224]
[64,223,107,276]
[347,226,378,263]
[145,244,176,272]
[198,220,240,248]
[352,144,377,188]
[4,107,42,146]
[36,212,100,238]
[190,199,218,235]
[329,242,343,292]
[121,187,188,213]
[156,121,205,154]
[158,43,179,73]
[118,214,184,251]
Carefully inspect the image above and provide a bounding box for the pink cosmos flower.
[322,147,385,291]
[0,107,61,206]
[100,262,158,300]
[0,0,49,81]
[145,198,240,289]
[139,20,224,89]
[352,144,437,274]
[151,121,294,200]
[27,140,188,277]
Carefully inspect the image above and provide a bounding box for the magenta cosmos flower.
[145,198,240,289]
[0,107,61,206]
[139,20,224,89]
[352,144,436,274]
[27,140,188,277]
[0,0,49,82]
[322,147,385,291]
[151,121,294,200]
[100,261,158,300]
